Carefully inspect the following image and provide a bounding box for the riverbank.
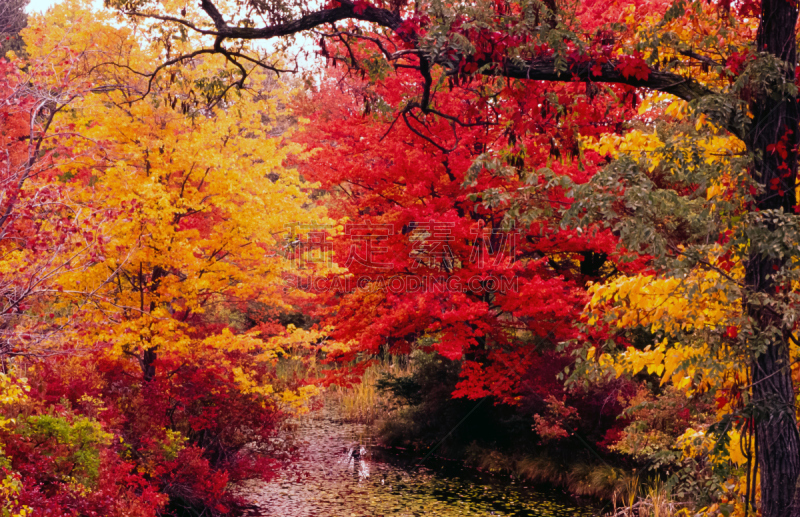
[327,357,635,505]
[407,443,628,501]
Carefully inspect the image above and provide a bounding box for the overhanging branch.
[125,0,735,136]
[198,1,402,39]
[495,58,713,104]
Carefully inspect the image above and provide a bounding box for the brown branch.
[492,57,713,105]
[195,3,403,40]
[401,109,458,154]
[123,1,730,134]
[124,11,217,35]
[679,49,724,68]
[129,0,708,105]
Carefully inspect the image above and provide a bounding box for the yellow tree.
[21,0,329,398]
[0,3,334,513]
[574,114,764,511]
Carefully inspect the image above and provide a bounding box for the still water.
[240,408,599,517]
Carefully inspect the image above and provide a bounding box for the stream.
[240,406,600,516]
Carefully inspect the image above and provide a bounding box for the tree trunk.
[747,0,800,514]
[746,290,800,516]
[141,347,156,382]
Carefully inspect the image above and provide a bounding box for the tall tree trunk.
[746,0,800,514]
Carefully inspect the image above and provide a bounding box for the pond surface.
[240,407,599,517]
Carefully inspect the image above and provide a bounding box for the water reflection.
[340,445,370,482]
[239,408,598,516]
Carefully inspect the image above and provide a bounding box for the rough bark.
[744,0,800,514]
[492,58,714,105]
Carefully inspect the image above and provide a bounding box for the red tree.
[293,48,644,403]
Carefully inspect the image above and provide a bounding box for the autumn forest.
[1,0,800,514]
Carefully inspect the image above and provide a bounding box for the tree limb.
[126,1,731,134]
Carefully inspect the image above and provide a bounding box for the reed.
[326,357,413,423]
[610,477,688,517]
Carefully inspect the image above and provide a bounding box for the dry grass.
[515,455,632,498]
[610,477,688,517]
[463,444,635,499]
[326,358,413,424]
